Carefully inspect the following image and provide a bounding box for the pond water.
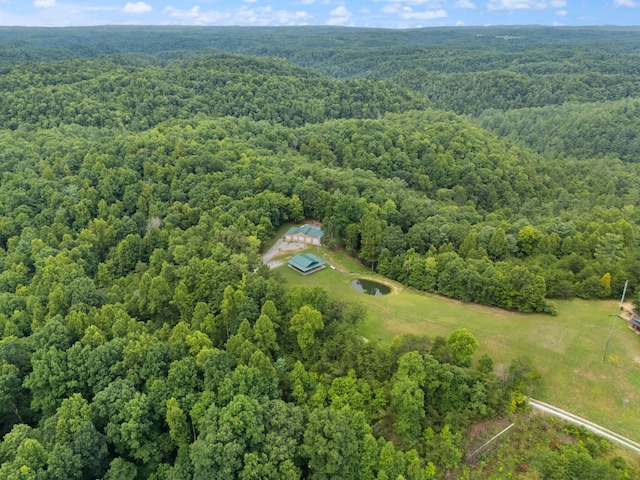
[350,278,391,296]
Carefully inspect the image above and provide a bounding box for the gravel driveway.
[262,238,308,269]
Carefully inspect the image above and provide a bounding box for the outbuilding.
[284,224,324,245]
[287,253,326,275]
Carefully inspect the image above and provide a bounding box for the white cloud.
[487,0,557,10]
[34,0,56,7]
[456,19,465,24]
[399,7,448,18]
[555,9,566,15]
[327,5,352,24]
[614,0,638,6]
[360,7,371,13]
[277,10,310,23]
[164,6,201,18]
[163,5,311,25]
[123,2,152,13]
[234,4,272,23]
[330,6,351,16]
[549,0,566,6]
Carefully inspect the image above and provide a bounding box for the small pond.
[350,278,391,296]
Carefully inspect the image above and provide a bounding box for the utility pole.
[620,279,629,310]
[603,279,628,363]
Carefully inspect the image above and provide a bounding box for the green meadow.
[275,246,640,442]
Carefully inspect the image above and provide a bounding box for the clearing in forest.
[274,246,640,443]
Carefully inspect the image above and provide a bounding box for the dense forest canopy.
[2,26,640,113]
[0,26,638,478]
[478,98,640,162]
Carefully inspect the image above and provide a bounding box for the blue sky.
[0,0,638,28]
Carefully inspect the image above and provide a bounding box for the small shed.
[284,224,324,245]
[288,253,326,275]
[630,316,640,334]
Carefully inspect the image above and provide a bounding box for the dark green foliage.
[0,25,638,479]
[302,407,366,479]
[479,98,640,163]
[0,54,426,131]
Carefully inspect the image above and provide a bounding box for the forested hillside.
[478,98,640,162]
[0,55,425,130]
[0,27,639,479]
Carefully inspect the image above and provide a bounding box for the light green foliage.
[446,329,478,368]
[517,226,544,257]
[22,344,77,418]
[220,286,240,341]
[396,351,426,384]
[259,301,280,329]
[81,325,106,348]
[104,458,137,480]
[288,194,305,223]
[601,272,612,297]
[378,440,407,479]
[144,275,173,319]
[54,393,92,444]
[359,207,384,268]
[172,281,194,322]
[166,397,190,449]
[423,425,462,471]
[391,376,425,449]
[595,233,625,264]
[226,319,258,365]
[289,361,318,405]
[248,350,278,386]
[328,369,372,413]
[168,322,192,361]
[185,330,213,357]
[253,314,278,358]
[289,305,324,359]
[458,230,477,259]
[390,352,427,448]
[303,406,370,479]
[119,392,155,461]
[217,364,279,405]
[487,228,509,261]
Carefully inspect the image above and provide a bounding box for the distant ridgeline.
[0,26,638,479]
[2,26,640,114]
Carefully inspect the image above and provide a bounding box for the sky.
[0,0,638,28]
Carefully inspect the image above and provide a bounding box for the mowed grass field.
[274,246,640,442]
